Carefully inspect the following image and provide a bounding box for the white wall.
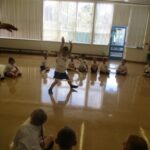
[0,38,109,56]
[125,47,148,62]
[0,38,150,62]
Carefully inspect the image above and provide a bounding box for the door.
[109,26,126,60]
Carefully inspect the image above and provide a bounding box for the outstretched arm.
[59,37,65,54]
[0,21,18,32]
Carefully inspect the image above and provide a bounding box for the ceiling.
[100,0,150,5]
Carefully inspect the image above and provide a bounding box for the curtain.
[93,3,114,45]
[126,5,149,47]
[0,0,43,40]
[113,4,131,26]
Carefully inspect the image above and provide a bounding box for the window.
[93,3,114,45]
[43,1,94,43]
[76,3,94,43]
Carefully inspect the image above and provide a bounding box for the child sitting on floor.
[144,61,150,77]
[91,58,98,73]
[40,55,50,73]
[4,57,21,78]
[100,58,110,75]
[67,57,76,71]
[78,55,88,73]
[116,59,128,75]
[0,65,5,80]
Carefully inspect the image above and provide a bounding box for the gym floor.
[0,54,150,150]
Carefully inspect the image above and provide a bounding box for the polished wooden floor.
[0,54,150,150]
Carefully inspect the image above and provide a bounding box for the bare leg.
[48,79,58,95]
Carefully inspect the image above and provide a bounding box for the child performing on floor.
[48,37,78,95]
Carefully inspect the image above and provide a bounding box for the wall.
[125,47,148,62]
[125,6,150,62]
[0,38,109,56]
[0,38,149,62]
[0,2,150,62]
[0,37,150,62]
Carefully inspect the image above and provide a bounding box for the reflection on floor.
[0,54,150,150]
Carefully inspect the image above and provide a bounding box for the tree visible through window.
[93,3,114,45]
[43,1,114,45]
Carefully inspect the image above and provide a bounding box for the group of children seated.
[39,54,150,78]
[1,55,150,81]
[0,57,21,80]
[67,56,128,76]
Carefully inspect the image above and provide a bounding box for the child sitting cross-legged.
[100,58,110,75]
[78,55,88,73]
[144,61,150,77]
[4,57,21,78]
[67,57,76,71]
[116,59,128,76]
[40,55,50,73]
[91,58,98,73]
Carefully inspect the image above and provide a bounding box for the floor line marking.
[79,122,85,150]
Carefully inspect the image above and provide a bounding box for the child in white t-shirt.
[144,61,150,77]
[78,55,88,73]
[4,57,21,78]
[116,59,128,75]
[0,65,5,80]
[91,58,98,73]
[100,58,110,75]
[67,57,76,71]
[48,37,78,95]
[40,55,49,73]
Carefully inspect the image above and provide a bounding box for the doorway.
[109,26,127,60]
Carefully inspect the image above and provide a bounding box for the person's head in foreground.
[30,108,48,126]
[123,134,148,150]
[55,126,77,150]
